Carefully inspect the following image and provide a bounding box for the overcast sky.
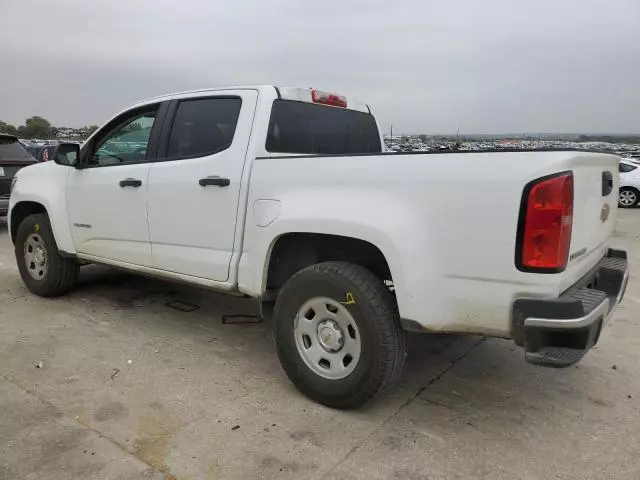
[1,0,639,134]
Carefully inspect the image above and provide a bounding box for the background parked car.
[24,144,57,162]
[0,133,36,216]
[619,159,640,208]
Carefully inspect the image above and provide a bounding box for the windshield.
[266,100,382,155]
[0,137,33,161]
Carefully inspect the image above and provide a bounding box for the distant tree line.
[0,117,99,139]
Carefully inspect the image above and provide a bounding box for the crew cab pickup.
[8,86,629,408]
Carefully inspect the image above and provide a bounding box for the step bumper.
[512,249,629,368]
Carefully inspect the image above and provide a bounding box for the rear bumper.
[512,248,629,368]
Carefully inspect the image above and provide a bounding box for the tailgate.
[565,152,619,279]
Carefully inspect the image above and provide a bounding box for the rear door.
[147,90,258,281]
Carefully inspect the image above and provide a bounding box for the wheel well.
[620,186,640,193]
[265,233,393,298]
[10,201,47,243]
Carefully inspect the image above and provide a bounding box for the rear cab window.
[266,100,382,155]
[0,136,33,161]
[0,136,34,197]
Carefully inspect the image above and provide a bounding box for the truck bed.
[248,149,619,337]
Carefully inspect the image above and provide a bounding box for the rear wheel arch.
[263,232,395,299]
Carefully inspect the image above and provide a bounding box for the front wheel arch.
[10,201,48,244]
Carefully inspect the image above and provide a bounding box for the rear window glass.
[620,163,637,173]
[0,137,32,160]
[266,100,382,155]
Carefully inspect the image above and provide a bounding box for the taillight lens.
[518,172,573,272]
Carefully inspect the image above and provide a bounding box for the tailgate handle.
[602,171,613,196]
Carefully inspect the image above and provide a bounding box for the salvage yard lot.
[1,213,639,480]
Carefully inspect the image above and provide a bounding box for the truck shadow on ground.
[72,265,486,395]
[8,256,608,418]
[68,263,607,418]
[5,256,629,480]
[7,259,609,423]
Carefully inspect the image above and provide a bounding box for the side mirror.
[53,143,80,167]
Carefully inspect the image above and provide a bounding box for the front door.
[147,90,258,281]
[67,103,163,266]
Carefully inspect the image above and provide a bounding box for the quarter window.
[266,100,382,155]
[166,97,242,159]
[0,137,32,161]
[619,163,637,173]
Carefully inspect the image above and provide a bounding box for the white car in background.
[619,159,640,208]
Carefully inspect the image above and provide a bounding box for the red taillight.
[311,89,347,108]
[518,172,573,272]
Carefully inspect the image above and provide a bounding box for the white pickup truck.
[8,86,629,409]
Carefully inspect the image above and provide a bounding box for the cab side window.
[165,97,242,160]
[88,107,158,167]
[619,163,637,173]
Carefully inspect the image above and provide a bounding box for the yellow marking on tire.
[34,224,40,232]
[341,292,356,305]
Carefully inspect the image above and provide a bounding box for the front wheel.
[15,213,79,297]
[274,262,407,409]
[619,188,639,208]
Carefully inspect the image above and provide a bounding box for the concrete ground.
[0,212,639,480]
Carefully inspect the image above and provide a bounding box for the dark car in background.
[0,134,36,216]
[24,144,56,162]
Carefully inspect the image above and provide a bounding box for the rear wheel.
[274,261,406,409]
[15,214,79,297]
[619,188,639,208]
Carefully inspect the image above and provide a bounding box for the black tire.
[15,213,79,297]
[618,188,639,208]
[274,261,407,409]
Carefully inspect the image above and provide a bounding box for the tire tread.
[274,261,407,409]
[15,214,78,297]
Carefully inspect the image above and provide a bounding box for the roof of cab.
[124,85,278,110]
[124,85,371,114]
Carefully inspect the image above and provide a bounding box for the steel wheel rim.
[24,233,48,280]
[294,297,362,380]
[620,190,636,206]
